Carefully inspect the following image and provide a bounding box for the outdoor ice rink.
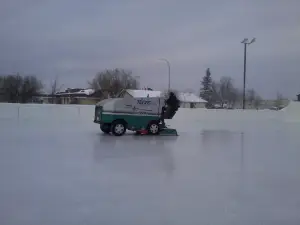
[1,103,300,225]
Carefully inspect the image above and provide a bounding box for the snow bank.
[281,101,300,122]
[173,108,282,122]
[163,108,284,132]
[0,103,94,121]
[0,103,283,123]
[0,103,291,132]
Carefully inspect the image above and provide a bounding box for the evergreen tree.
[200,68,213,102]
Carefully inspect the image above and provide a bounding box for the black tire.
[111,120,126,136]
[147,121,160,135]
[100,123,111,134]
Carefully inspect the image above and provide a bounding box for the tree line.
[88,68,139,97]
[0,74,43,103]
[1,68,284,108]
[0,69,140,103]
[199,68,263,109]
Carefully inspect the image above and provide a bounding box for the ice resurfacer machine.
[93,89,179,136]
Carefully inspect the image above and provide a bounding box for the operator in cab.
[160,92,180,126]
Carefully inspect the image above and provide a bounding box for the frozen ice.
[1,103,300,225]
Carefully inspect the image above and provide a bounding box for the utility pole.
[159,58,171,91]
[241,38,256,109]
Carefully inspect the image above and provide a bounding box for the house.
[177,92,207,108]
[46,88,105,105]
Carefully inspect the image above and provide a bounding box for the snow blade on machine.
[159,128,178,136]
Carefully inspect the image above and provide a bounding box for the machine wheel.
[147,121,160,135]
[111,120,127,136]
[100,123,111,134]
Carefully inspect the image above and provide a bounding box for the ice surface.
[1,103,300,225]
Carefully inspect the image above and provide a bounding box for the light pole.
[159,58,171,91]
[241,38,255,109]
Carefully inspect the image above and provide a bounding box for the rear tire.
[147,121,160,135]
[100,123,111,134]
[111,120,126,136]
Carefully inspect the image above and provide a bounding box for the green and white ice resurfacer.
[93,89,179,136]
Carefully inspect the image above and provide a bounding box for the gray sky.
[1,0,300,99]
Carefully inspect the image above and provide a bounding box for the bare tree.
[0,74,43,103]
[49,76,64,103]
[88,68,139,98]
[219,76,235,107]
[253,94,262,109]
[228,87,239,108]
[20,75,43,103]
[246,89,256,106]
[210,76,240,108]
[211,81,221,105]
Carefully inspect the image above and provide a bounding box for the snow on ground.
[281,101,300,122]
[0,103,300,225]
[0,102,293,132]
[0,102,284,122]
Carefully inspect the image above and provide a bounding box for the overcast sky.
[1,0,299,99]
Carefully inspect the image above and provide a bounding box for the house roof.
[55,88,95,96]
[126,89,162,98]
[177,92,207,103]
